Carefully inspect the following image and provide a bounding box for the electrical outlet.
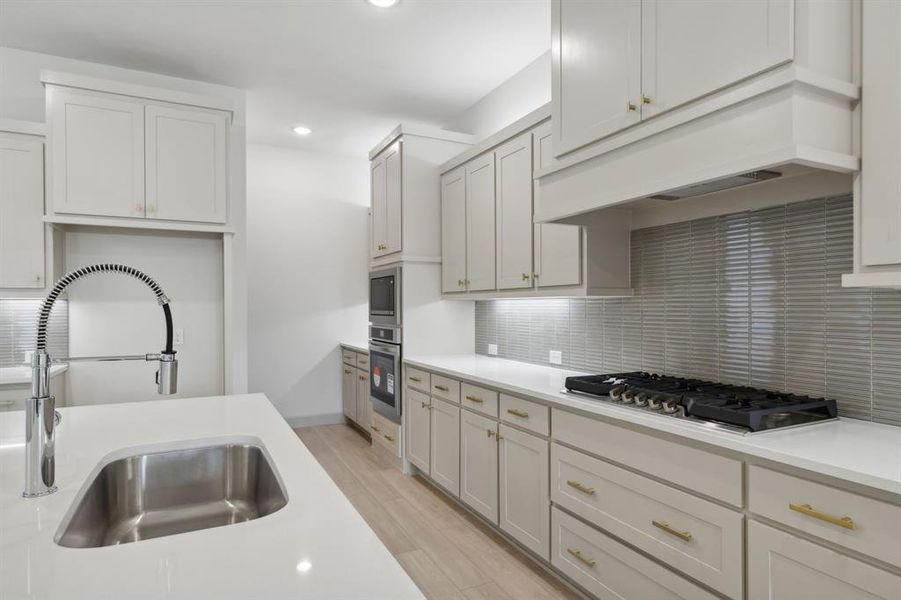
[174,328,185,346]
[549,350,562,365]
[488,344,498,356]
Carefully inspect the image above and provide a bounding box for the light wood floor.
[294,423,582,600]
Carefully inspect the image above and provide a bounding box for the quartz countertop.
[0,364,67,386]
[340,341,369,354]
[404,354,901,499]
[0,393,423,600]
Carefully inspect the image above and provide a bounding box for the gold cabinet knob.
[642,95,651,104]
[627,101,637,112]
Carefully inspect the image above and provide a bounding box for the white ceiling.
[0,0,550,156]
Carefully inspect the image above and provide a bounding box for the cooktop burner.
[564,372,838,433]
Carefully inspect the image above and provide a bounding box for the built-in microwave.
[369,266,401,327]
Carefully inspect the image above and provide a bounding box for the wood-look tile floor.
[294,424,582,600]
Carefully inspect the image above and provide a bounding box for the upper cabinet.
[368,125,476,267]
[439,106,631,299]
[44,73,233,229]
[0,130,45,289]
[553,0,641,155]
[553,0,793,156]
[538,0,857,226]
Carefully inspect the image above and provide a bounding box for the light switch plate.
[488,344,498,356]
[549,350,562,365]
[174,328,185,346]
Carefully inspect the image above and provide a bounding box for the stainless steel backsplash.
[475,194,901,426]
[0,298,68,367]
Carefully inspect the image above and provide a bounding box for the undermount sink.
[55,441,288,548]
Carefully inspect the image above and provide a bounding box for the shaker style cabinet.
[405,387,431,473]
[495,133,534,290]
[552,0,794,156]
[464,153,496,292]
[429,396,460,496]
[440,168,467,293]
[498,424,549,559]
[46,84,229,224]
[460,409,499,522]
[370,141,402,259]
[0,135,45,289]
[341,365,356,420]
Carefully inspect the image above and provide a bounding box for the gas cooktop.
[563,372,838,434]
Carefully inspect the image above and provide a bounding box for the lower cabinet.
[747,520,901,600]
[430,397,460,495]
[460,410,499,522]
[499,424,549,559]
[552,507,719,600]
[341,365,356,420]
[355,368,370,427]
[405,387,431,474]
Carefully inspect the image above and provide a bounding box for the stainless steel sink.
[55,442,288,548]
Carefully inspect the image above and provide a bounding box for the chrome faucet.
[23,264,178,498]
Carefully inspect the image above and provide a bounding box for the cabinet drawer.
[430,374,460,404]
[500,394,549,436]
[370,412,400,457]
[749,465,901,567]
[552,409,743,507]
[748,520,901,600]
[405,366,431,393]
[551,443,743,598]
[461,382,498,417]
[342,349,356,366]
[551,507,719,600]
[356,352,369,370]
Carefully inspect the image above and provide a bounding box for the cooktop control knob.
[647,396,663,410]
[662,399,679,414]
[609,386,624,401]
[633,393,648,407]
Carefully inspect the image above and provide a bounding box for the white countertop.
[340,341,369,354]
[0,364,67,386]
[405,354,901,499]
[0,394,423,600]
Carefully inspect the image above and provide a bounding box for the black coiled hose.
[36,264,174,353]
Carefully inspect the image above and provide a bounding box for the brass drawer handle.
[344,369,352,374]
[567,548,596,568]
[409,376,422,383]
[566,480,595,496]
[384,434,394,442]
[465,395,484,403]
[434,384,449,392]
[789,503,855,530]
[507,408,529,418]
[370,425,380,432]
[652,520,692,542]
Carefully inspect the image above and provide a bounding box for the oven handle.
[368,340,401,356]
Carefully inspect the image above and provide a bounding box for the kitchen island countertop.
[0,393,423,600]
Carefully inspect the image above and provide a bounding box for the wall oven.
[369,266,401,327]
[369,325,401,423]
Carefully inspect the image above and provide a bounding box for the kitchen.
[1,1,900,599]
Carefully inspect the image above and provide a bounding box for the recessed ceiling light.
[368,0,398,7]
[293,125,312,136]
[296,560,312,573]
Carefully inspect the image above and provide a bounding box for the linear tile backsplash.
[475,194,901,426]
[0,298,68,368]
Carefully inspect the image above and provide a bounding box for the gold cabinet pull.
[642,94,651,104]
[434,384,449,392]
[370,425,380,432]
[567,548,596,568]
[409,376,422,383]
[344,369,351,374]
[789,503,855,530]
[384,434,394,442]
[465,395,484,403]
[457,279,465,287]
[566,480,595,496]
[487,429,502,440]
[627,101,637,112]
[521,273,530,281]
[359,375,366,381]
[507,408,529,418]
[421,401,432,410]
[652,520,692,542]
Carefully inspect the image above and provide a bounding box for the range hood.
[534,79,860,226]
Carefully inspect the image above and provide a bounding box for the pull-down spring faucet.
[23,264,178,498]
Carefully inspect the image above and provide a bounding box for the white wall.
[246,144,369,425]
[65,227,224,405]
[444,51,550,139]
[0,47,248,396]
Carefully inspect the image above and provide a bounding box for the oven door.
[369,267,401,326]
[369,340,401,423]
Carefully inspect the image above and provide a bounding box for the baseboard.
[284,413,345,428]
